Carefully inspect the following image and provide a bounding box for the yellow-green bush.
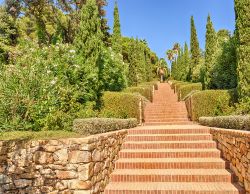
[199,115,250,131]
[185,90,236,121]
[174,82,190,94]
[73,118,137,135]
[169,80,183,89]
[139,81,159,90]
[124,86,152,101]
[178,83,202,101]
[100,92,148,122]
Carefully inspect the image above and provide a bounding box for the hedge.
[139,81,159,90]
[185,90,236,121]
[169,80,184,89]
[73,118,137,135]
[174,82,191,94]
[178,83,202,101]
[199,115,250,131]
[100,92,148,122]
[124,86,153,102]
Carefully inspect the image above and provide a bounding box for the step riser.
[128,129,210,134]
[111,174,232,182]
[125,135,212,141]
[115,162,227,169]
[122,142,216,149]
[105,190,243,194]
[144,122,193,125]
[119,151,221,158]
[145,119,189,122]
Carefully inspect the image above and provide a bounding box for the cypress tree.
[73,0,104,103]
[190,16,200,82]
[112,1,122,53]
[235,0,250,100]
[183,42,190,81]
[204,15,217,89]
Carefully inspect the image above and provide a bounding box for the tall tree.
[204,15,217,89]
[73,0,104,103]
[0,6,18,63]
[112,1,122,53]
[190,16,200,82]
[183,42,190,81]
[235,0,250,113]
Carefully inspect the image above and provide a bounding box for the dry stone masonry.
[0,130,127,194]
[211,128,250,194]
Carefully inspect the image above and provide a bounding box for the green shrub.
[139,81,159,90]
[169,80,183,89]
[73,118,137,135]
[185,90,236,121]
[199,115,250,131]
[174,82,190,94]
[124,85,152,101]
[178,83,202,101]
[100,92,147,122]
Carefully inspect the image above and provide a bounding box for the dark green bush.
[124,86,153,101]
[199,115,250,131]
[100,92,147,122]
[178,83,202,101]
[73,118,137,135]
[185,90,237,121]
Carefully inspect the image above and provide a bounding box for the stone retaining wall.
[210,128,250,193]
[0,129,127,194]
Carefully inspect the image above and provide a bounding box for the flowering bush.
[0,41,97,132]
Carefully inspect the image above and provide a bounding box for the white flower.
[50,80,56,85]
[69,49,76,53]
[47,70,51,74]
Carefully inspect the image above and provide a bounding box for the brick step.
[145,119,190,122]
[104,182,245,194]
[119,149,221,158]
[128,128,210,134]
[115,158,228,169]
[125,134,212,141]
[144,121,193,125]
[144,111,188,114]
[144,115,188,118]
[122,141,217,149]
[110,169,232,182]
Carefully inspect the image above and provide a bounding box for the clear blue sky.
[0,0,235,59]
[105,0,235,59]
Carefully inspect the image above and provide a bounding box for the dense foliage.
[0,0,159,132]
[169,3,249,115]
[235,0,250,114]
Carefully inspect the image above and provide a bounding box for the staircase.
[104,83,244,194]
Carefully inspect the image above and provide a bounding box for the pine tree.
[73,0,104,103]
[204,15,217,89]
[235,0,250,100]
[190,16,200,82]
[112,1,122,53]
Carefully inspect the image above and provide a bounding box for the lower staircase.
[104,83,244,194]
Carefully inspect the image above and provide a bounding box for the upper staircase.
[104,83,244,194]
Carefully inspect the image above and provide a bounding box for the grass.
[0,130,83,141]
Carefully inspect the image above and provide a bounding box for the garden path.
[104,83,244,194]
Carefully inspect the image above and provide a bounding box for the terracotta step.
[104,182,245,194]
[110,169,232,182]
[145,119,189,122]
[126,134,212,141]
[119,149,221,158]
[128,128,210,134]
[144,121,193,125]
[115,158,228,169]
[122,140,216,149]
